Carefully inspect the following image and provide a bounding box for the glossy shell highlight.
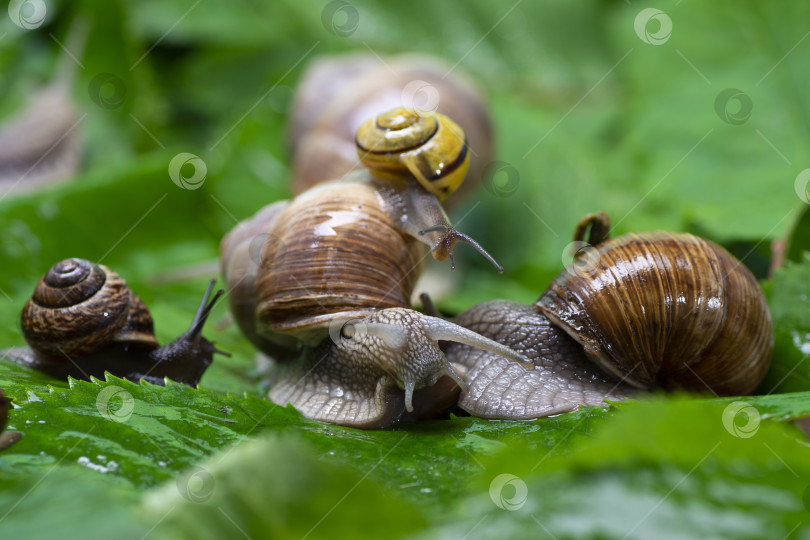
[536,232,773,394]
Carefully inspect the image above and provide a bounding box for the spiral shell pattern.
[21,258,158,359]
[287,53,493,206]
[355,107,469,200]
[536,232,773,395]
[254,180,423,342]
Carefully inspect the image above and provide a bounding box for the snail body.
[221,110,527,428]
[445,212,774,419]
[288,53,493,206]
[2,258,225,386]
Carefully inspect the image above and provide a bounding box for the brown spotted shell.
[20,258,159,359]
[251,180,423,345]
[288,53,492,206]
[536,232,773,395]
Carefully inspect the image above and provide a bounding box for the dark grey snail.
[443,212,774,419]
[221,109,528,428]
[0,387,21,451]
[1,258,226,386]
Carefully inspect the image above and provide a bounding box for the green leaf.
[143,434,427,540]
[0,375,612,504]
[425,397,810,539]
[763,254,810,393]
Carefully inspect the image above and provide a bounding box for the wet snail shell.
[221,111,526,428]
[444,212,774,420]
[288,52,493,207]
[355,107,468,200]
[221,177,529,428]
[2,258,226,387]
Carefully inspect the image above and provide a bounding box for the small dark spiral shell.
[20,258,158,359]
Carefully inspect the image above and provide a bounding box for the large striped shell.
[20,258,158,359]
[249,179,423,345]
[536,232,773,395]
[288,53,492,206]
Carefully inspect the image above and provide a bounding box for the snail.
[288,53,493,206]
[0,20,87,196]
[0,387,21,451]
[0,258,226,386]
[221,109,528,428]
[442,212,774,419]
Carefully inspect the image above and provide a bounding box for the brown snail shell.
[220,177,527,428]
[254,179,423,343]
[288,53,492,207]
[21,258,158,358]
[3,258,225,386]
[536,231,773,395]
[445,212,774,419]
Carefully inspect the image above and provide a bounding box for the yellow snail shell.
[288,53,492,207]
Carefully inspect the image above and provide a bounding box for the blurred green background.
[2,0,808,303]
[3,0,809,393]
[2,0,810,538]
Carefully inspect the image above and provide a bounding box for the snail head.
[328,308,530,413]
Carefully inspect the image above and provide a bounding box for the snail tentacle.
[3,259,223,387]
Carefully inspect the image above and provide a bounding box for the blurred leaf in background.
[2,0,810,538]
